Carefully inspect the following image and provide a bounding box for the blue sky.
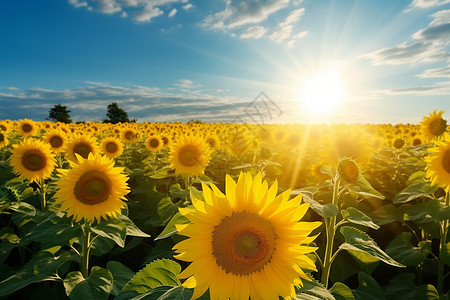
[1,0,449,124]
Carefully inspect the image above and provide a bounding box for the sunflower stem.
[437,192,449,295]
[81,221,92,279]
[39,179,47,211]
[320,176,340,289]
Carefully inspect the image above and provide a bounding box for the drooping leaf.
[385,232,431,266]
[302,196,339,219]
[330,282,355,300]
[350,175,384,199]
[121,259,181,294]
[296,279,335,300]
[117,214,151,238]
[393,182,437,204]
[91,218,127,248]
[339,226,405,268]
[341,207,380,230]
[64,266,113,300]
[155,212,190,241]
[23,216,81,246]
[157,197,180,225]
[9,201,36,216]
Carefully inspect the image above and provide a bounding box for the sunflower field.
[0,112,449,300]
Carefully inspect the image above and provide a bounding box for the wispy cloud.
[240,25,267,39]
[373,81,450,95]
[269,8,305,43]
[418,65,450,78]
[363,9,450,65]
[404,0,450,12]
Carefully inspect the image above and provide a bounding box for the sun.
[297,68,347,115]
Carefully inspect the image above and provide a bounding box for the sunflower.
[101,137,124,159]
[121,127,140,144]
[173,172,320,300]
[65,134,100,163]
[421,110,447,142]
[43,129,66,152]
[170,135,211,176]
[160,134,171,148]
[425,134,450,192]
[55,153,130,222]
[145,135,163,152]
[228,129,253,157]
[0,121,11,134]
[0,131,9,149]
[205,134,219,150]
[9,138,56,182]
[17,119,38,137]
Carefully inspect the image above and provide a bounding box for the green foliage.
[48,104,72,123]
[64,267,113,300]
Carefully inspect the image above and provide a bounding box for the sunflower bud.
[338,158,360,183]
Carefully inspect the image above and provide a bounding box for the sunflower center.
[393,138,405,149]
[207,138,216,147]
[162,137,169,145]
[21,150,47,171]
[0,133,4,142]
[212,211,276,275]
[429,118,447,136]
[50,136,63,148]
[149,139,159,148]
[442,150,450,174]
[0,125,6,131]
[105,142,118,153]
[22,124,32,133]
[178,145,200,167]
[73,143,92,159]
[125,131,134,140]
[74,170,112,205]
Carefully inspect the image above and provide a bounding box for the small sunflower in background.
[173,172,320,300]
[0,120,11,134]
[121,127,140,144]
[42,129,66,153]
[421,110,447,142]
[55,153,130,223]
[65,134,100,163]
[145,135,163,152]
[160,134,171,148]
[170,135,211,177]
[205,134,219,150]
[0,131,9,149]
[17,119,39,137]
[101,137,124,159]
[425,133,450,192]
[9,138,56,182]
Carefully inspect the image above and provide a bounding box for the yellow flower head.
[169,135,211,176]
[173,172,321,300]
[9,138,56,182]
[17,119,38,137]
[65,134,100,163]
[0,131,9,149]
[421,110,447,142]
[121,127,140,144]
[55,153,130,222]
[101,137,124,159]
[425,134,450,192]
[145,135,163,152]
[43,129,66,152]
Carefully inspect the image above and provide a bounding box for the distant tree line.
[47,102,136,123]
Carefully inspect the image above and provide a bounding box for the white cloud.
[134,6,163,22]
[182,3,193,11]
[68,0,88,8]
[97,0,122,14]
[405,0,450,12]
[168,8,177,18]
[373,81,450,96]
[363,9,450,65]
[418,65,450,77]
[270,8,305,43]
[201,0,289,30]
[240,25,267,39]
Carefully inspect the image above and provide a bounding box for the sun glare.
[297,68,347,116]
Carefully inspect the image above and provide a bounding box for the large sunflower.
[101,137,124,159]
[173,172,320,300]
[17,119,38,137]
[169,135,211,176]
[9,138,56,182]
[425,134,450,192]
[65,134,100,163]
[55,153,130,222]
[421,110,447,142]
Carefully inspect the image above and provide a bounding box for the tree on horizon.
[47,104,72,123]
[103,102,136,123]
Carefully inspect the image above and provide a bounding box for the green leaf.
[299,191,338,219]
[346,250,379,274]
[339,226,405,268]
[341,207,380,230]
[0,248,71,297]
[353,272,385,300]
[393,182,437,204]
[321,165,336,179]
[406,171,426,185]
[117,214,151,238]
[64,267,113,300]
[383,273,416,300]
[9,201,36,216]
[350,175,384,199]
[24,216,81,246]
[121,259,181,294]
[370,204,402,225]
[157,197,179,225]
[155,286,194,300]
[296,279,335,300]
[330,282,355,300]
[91,218,127,248]
[155,212,190,241]
[107,261,135,296]
[385,232,431,266]
[414,284,439,299]
[441,242,450,266]
[169,184,189,199]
